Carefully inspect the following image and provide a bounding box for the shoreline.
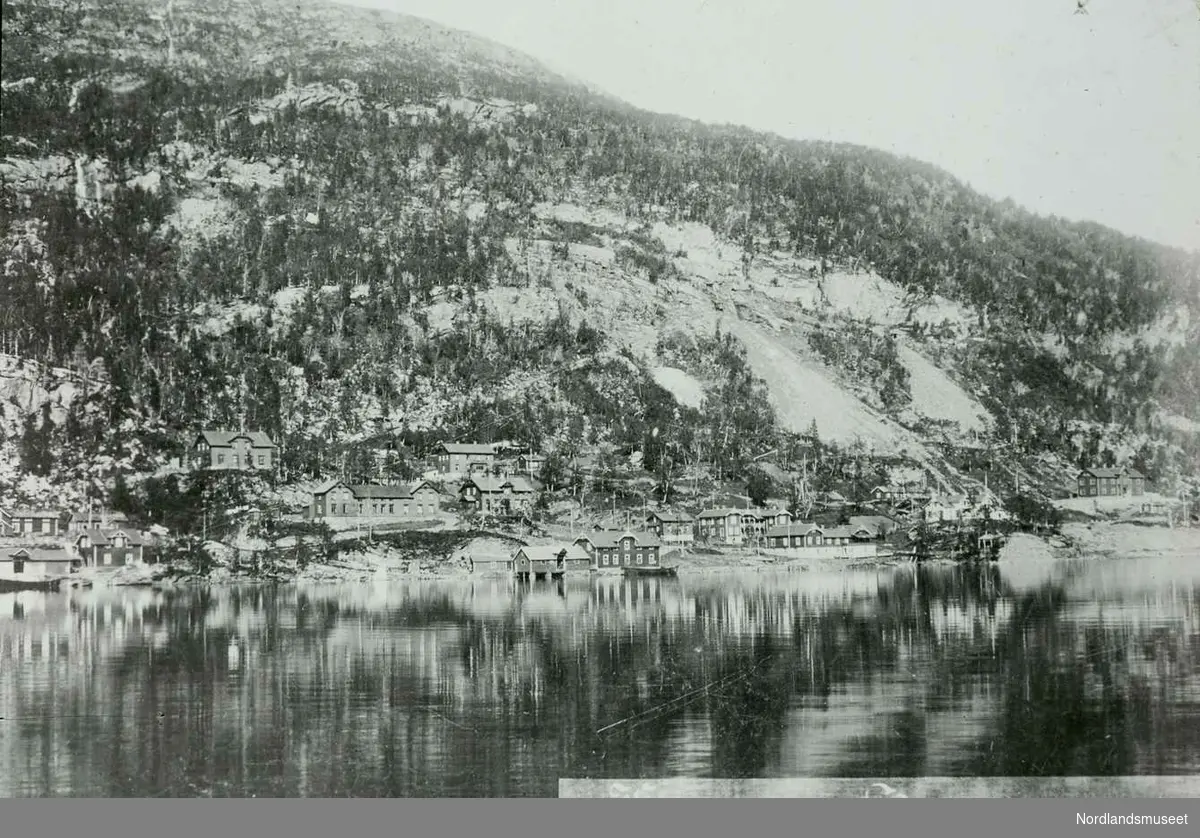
[42,520,1199,591]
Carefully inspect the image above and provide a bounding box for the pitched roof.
[76,528,112,546]
[196,430,277,449]
[765,522,823,538]
[7,508,61,518]
[563,544,590,561]
[847,515,896,536]
[438,442,496,455]
[314,481,437,500]
[312,479,345,496]
[821,525,863,539]
[108,527,144,546]
[350,484,413,500]
[1079,466,1127,478]
[514,545,568,562]
[4,547,72,562]
[697,507,743,519]
[462,474,534,493]
[575,530,662,549]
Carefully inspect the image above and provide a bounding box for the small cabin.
[468,554,514,575]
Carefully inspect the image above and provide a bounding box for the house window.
[233,455,240,467]
[636,552,643,565]
[358,503,364,514]
[601,554,608,567]
[404,504,410,515]
[258,455,265,466]
[649,553,657,565]
[371,503,378,514]
[388,503,394,514]
[217,453,225,465]
[13,557,24,574]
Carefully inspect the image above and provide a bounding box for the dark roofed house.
[0,507,62,537]
[66,508,129,534]
[645,510,695,545]
[741,508,791,541]
[695,508,744,545]
[573,530,662,570]
[1077,466,1146,497]
[458,474,534,516]
[765,522,825,549]
[74,528,145,567]
[820,525,860,546]
[190,430,278,471]
[434,442,496,475]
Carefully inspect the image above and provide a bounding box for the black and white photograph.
[1,0,1198,800]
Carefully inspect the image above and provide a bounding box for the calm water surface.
[2,555,1198,797]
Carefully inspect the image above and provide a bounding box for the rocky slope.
[2,0,1198,514]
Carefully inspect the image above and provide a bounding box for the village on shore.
[2,430,1196,591]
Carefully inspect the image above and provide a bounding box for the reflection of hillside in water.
[1,557,1197,796]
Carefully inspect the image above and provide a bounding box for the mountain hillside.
[3,0,1198,511]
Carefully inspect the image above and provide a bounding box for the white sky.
[344,0,1200,251]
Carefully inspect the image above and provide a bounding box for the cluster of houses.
[303,442,542,524]
[472,528,667,577]
[684,507,902,548]
[0,505,149,583]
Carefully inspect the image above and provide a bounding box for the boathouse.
[0,547,77,581]
[511,545,590,578]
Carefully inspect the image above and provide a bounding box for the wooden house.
[309,480,442,520]
[765,522,825,548]
[0,507,62,537]
[190,430,278,471]
[66,508,129,534]
[458,474,535,516]
[1,547,77,581]
[645,510,695,545]
[819,525,862,546]
[741,509,791,541]
[434,442,496,476]
[1076,466,1146,497]
[695,508,744,545]
[73,528,146,567]
[573,530,662,570]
